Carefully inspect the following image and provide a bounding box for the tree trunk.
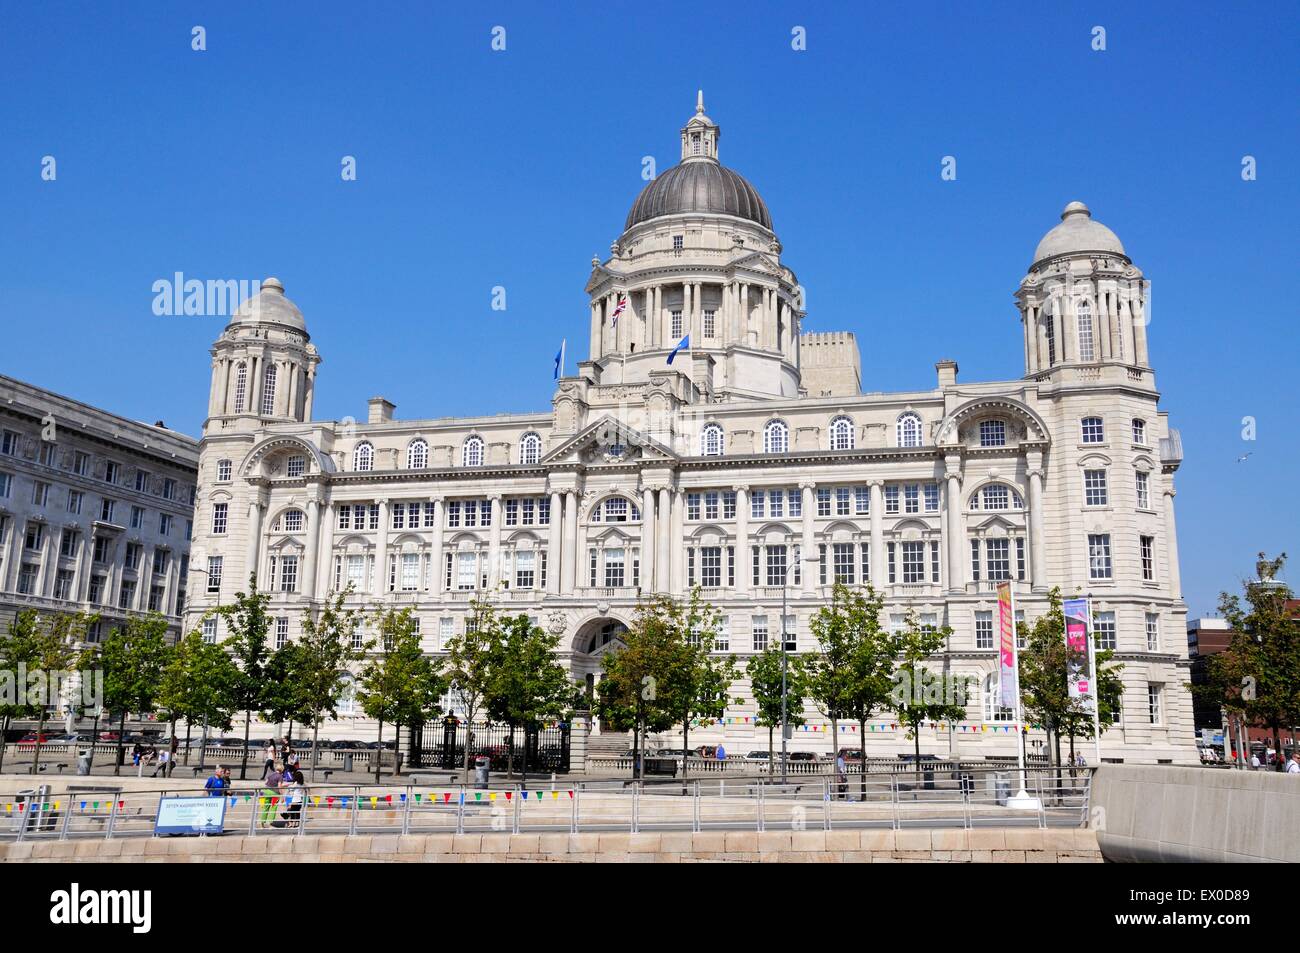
[768,725,774,775]
[310,719,321,782]
[240,708,251,780]
[521,722,530,786]
[32,707,47,775]
[681,717,690,784]
[183,720,192,766]
[507,724,515,780]
[375,718,384,782]
[858,718,867,799]
[1273,724,1284,772]
[114,711,126,776]
[632,721,640,781]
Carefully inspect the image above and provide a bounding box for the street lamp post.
[780,566,788,784]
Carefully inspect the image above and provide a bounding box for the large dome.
[228,276,307,333]
[625,160,772,231]
[1032,201,1126,267]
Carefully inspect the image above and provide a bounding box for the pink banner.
[997,582,1017,701]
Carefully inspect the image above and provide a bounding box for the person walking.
[151,746,171,778]
[261,741,276,780]
[281,767,305,828]
[260,761,283,828]
[1288,751,1300,775]
[204,764,227,797]
[1250,752,1261,770]
[715,743,727,763]
[835,751,848,801]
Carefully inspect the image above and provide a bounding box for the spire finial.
[696,89,704,114]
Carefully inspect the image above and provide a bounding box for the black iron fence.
[411,720,570,774]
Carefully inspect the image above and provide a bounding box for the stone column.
[542,491,561,595]
[246,499,264,587]
[487,494,503,589]
[302,498,321,600]
[733,485,749,597]
[869,481,885,587]
[657,488,671,593]
[563,491,578,594]
[800,482,816,595]
[1163,484,1181,599]
[943,463,963,592]
[72,530,91,601]
[1027,467,1047,591]
[317,501,335,595]
[35,528,56,598]
[641,486,656,592]
[373,499,389,596]
[429,498,445,594]
[694,281,704,341]
[671,490,686,592]
[739,284,749,344]
[303,366,316,420]
[1132,291,1150,366]
[590,302,601,361]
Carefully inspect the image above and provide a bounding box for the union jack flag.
[610,296,627,327]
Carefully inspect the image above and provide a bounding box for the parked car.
[788,751,817,762]
[836,747,864,764]
[745,750,771,761]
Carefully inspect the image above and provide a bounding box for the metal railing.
[1,768,1089,842]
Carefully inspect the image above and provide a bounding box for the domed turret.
[1031,202,1126,268]
[228,276,309,335]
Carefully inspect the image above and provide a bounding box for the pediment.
[541,415,678,465]
[730,252,781,277]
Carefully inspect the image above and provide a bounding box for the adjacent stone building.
[185,96,1196,763]
[0,374,199,644]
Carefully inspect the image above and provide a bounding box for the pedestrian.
[1250,752,1261,770]
[1288,751,1300,775]
[151,746,170,778]
[205,764,227,797]
[835,751,848,800]
[261,740,276,780]
[281,767,305,828]
[715,743,726,762]
[260,761,283,828]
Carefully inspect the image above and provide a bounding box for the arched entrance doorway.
[572,618,629,735]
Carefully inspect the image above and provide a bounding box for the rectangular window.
[1132,419,1147,444]
[72,451,89,475]
[457,553,476,590]
[713,615,729,651]
[31,481,48,507]
[979,420,1006,447]
[1016,538,1026,581]
[66,489,83,514]
[924,483,940,513]
[885,485,899,515]
[391,503,406,529]
[603,548,625,588]
[986,538,1011,581]
[1094,611,1116,651]
[860,542,870,582]
[0,431,20,456]
[751,616,768,652]
[931,540,941,583]
[202,618,217,645]
[765,545,787,587]
[130,505,144,528]
[854,486,870,515]
[212,502,228,535]
[1140,535,1155,581]
[970,538,980,582]
[1145,612,1160,652]
[816,488,831,517]
[766,489,782,518]
[832,543,854,583]
[1081,417,1105,444]
[99,498,115,523]
[787,490,801,518]
[703,309,716,338]
[975,611,994,649]
[1135,471,1150,509]
[722,491,736,519]
[834,486,850,516]
[687,493,701,520]
[118,579,135,609]
[59,529,78,558]
[0,472,10,498]
[148,585,164,612]
[515,550,536,589]
[88,574,106,604]
[671,309,683,338]
[279,555,298,592]
[153,549,168,575]
[504,499,519,526]
[446,501,461,527]
[18,563,39,595]
[275,617,289,650]
[162,477,176,500]
[903,484,919,514]
[1083,469,1108,506]
[286,456,305,478]
[162,514,174,536]
[901,541,925,583]
[704,491,719,521]
[1088,534,1112,580]
[399,553,420,591]
[888,542,896,584]
[207,555,223,593]
[104,461,119,484]
[751,546,760,587]
[1147,684,1162,725]
[700,547,722,588]
[93,536,111,563]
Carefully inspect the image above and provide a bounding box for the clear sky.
[1,2,1296,616]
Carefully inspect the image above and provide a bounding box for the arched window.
[763,420,789,454]
[897,413,923,448]
[701,423,724,457]
[353,442,374,472]
[261,364,277,416]
[984,673,1013,722]
[1076,298,1095,362]
[406,439,429,470]
[462,436,485,468]
[972,483,1023,511]
[1081,416,1105,444]
[590,496,641,523]
[274,509,305,533]
[519,432,541,465]
[829,416,854,451]
[233,363,247,413]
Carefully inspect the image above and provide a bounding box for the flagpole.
[1087,597,1101,765]
[1005,581,1040,809]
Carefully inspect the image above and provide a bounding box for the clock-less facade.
[185,97,1196,764]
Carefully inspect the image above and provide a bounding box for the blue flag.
[553,338,566,379]
[666,333,689,365]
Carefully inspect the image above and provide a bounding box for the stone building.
[184,96,1196,763]
[0,374,199,644]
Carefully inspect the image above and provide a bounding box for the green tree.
[359,607,444,781]
[1019,589,1123,768]
[1211,554,1299,770]
[484,613,571,778]
[746,646,808,770]
[100,614,170,776]
[443,598,502,777]
[218,576,273,780]
[161,630,239,763]
[0,610,43,774]
[26,612,92,775]
[295,588,365,781]
[595,603,680,779]
[886,611,968,773]
[260,642,313,743]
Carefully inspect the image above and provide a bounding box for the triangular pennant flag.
[567,790,574,798]
[475,792,482,801]
[443,792,452,803]
[551,791,559,800]
[414,793,421,802]
[505,791,512,801]
[489,793,496,801]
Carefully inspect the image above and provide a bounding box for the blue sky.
[1,2,1296,615]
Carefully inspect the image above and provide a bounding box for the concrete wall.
[1090,764,1299,863]
[1,827,1100,864]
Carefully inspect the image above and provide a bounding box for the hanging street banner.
[1063,597,1093,703]
[996,581,1017,701]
